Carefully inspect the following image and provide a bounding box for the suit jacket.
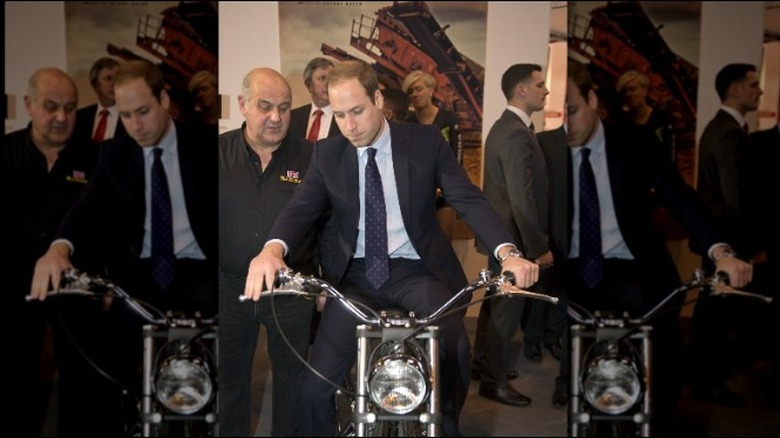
[266,121,515,293]
[289,103,341,141]
[545,121,723,300]
[697,109,762,258]
[537,126,570,264]
[483,109,549,260]
[57,120,217,277]
[74,104,128,145]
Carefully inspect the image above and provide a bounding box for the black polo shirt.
[218,126,320,277]
[4,125,98,292]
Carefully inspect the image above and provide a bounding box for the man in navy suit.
[559,59,753,432]
[243,60,540,437]
[289,57,341,142]
[73,57,128,145]
[30,59,217,433]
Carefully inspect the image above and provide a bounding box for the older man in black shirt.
[4,67,100,436]
[218,67,322,436]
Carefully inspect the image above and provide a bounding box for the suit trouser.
[218,269,314,436]
[297,258,470,437]
[479,266,554,389]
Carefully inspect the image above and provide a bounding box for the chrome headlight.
[154,341,215,415]
[582,356,642,414]
[368,354,429,414]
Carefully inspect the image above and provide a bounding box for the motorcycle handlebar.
[27,270,170,325]
[242,267,559,326]
[567,268,773,326]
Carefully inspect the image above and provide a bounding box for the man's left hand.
[500,256,539,289]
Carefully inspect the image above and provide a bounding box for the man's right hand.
[244,242,288,301]
[30,242,73,301]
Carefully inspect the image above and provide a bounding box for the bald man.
[218,68,322,436]
[4,67,100,435]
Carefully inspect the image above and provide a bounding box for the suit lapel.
[342,137,360,231]
[389,122,412,225]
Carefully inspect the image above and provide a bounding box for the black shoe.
[479,385,531,407]
[471,369,519,381]
[552,383,568,409]
[545,342,562,361]
[524,342,542,363]
[694,383,746,407]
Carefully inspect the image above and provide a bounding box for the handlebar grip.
[501,271,516,286]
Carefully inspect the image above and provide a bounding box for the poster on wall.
[568,1,701,186]
[64,1,218,127]
[278,1,487,188]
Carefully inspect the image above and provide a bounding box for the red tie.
[307,109,323,143]
[93,109,109,142]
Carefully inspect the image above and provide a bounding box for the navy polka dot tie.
[151,147,175,289]
[579,147,603,289]
[365,147,389,289]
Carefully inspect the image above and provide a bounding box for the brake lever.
[709,282,773,303]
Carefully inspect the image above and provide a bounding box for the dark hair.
[715,63,756,101]
[303,57,335,88]
[89,57,120,87]
[501,64,542,100]
[114,59,166,102]
[327,59,379,104]
[381,88,410,121]
[567,58,595,100]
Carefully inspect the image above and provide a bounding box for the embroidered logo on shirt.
[280,170,302,184]
[65,170,88,184]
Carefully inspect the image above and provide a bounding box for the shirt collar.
[311,103,332,118]
[720,105,746,128]
[506,105,533,129]
[358,118,391,159]
[578,119,605,157]
[142,118,177,158]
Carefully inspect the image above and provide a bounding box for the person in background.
[402,69,462,242]
[380,87,410,122]
[218,67,320,436]
[615,70,674,162]
[188,69,220,127]
[74,57,127,144]
[472,63,553,408]
[290,57,340,142]
[690,63,766,407]
[243,59,540,437]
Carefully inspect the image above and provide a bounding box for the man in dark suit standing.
[73,57,128,145]
[472,63,553,407]
[289,57,340,142]
[243,60,540,437]
[560,59,753,432]
[30,59,217,433]
[691,63,766,406]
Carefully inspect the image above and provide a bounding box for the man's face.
[565,78,599,147]
[308,65,333,108]
[520,70,549,113]
[116,78,171,147]
[93,65,118,107]
[25,71,77,148]
[734,70,762,113]
[330,78,384,148]
[239,73,291,149]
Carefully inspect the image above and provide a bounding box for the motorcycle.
[31,270,219,437]
[249,267,559,437]
[567,269,772,437]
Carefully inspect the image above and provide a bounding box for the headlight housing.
[154,341,215,415]
[582,356,642,414]
[368,354,429,414]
